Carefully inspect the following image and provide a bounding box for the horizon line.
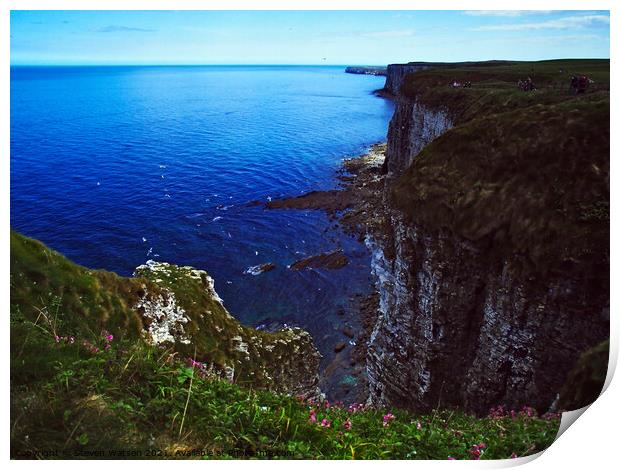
[9,63,375,67]
[9,57,610,67]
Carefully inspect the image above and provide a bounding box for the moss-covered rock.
[558,340,609,411]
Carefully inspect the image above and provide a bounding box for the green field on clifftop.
[393,60,609,282]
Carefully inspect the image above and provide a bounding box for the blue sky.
[10,10,610,65]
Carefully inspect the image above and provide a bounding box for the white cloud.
[470,14,610,31]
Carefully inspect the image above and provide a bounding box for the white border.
[3,1,616,468]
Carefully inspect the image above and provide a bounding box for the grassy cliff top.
[392,60,609,283]
[400,59,609,123]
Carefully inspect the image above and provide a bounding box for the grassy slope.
[10,231,319,394]
[10,319,560,459]
[393,59,609,279]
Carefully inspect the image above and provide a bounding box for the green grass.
[399,59,610,123]
[10,316,560,459]
[392,60,609,283]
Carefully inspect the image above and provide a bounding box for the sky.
[10,10,610,65]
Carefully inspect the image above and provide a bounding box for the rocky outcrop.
[133,260,323,399]
[10,231,322,400]
[365,63,609,414]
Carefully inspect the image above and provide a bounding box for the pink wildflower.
[348,403,364,413]
[320,419,331,428]
[511,453,518,459]
[448,456,456,460]
[469,444,486,460]
[55,335,60,343]
[105,334,114,343]
[416,421,422,430]
[343,419,352,430]
[488,405,507,419]
[309,409,317,424]
[383,413,395,427]
[520,406,536,418]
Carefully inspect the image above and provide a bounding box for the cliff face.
[384,97,452,176]
[367,212,608,414]
[383,64,432,95]
[366,61,610,414]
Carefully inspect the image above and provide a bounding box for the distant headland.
[344,66,387,76]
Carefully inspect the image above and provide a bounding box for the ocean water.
[10,65,393,368]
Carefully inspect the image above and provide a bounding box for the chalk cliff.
[366,60,610,414]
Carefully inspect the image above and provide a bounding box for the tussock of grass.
[10,230,145,339]
[10,317,560,459]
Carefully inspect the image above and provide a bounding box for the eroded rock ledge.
[132,259,322,398]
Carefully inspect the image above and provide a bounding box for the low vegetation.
[11,313,560,459]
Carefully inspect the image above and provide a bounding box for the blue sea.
[10,65,393,376]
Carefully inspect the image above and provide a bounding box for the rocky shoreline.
[266,142,391,403]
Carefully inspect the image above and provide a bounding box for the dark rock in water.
[342,326,355,338]
[336,307,346,316]
[244,263,276,275]
[266,190,355,213]
[334,342,347,353]
[290,250,349,270]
